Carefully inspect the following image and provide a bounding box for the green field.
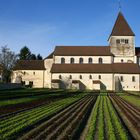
[0,89,139,140]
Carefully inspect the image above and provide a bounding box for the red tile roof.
[13,60,45,70]
[45,52,54,59]
[51,63,140,74]
[109,12,135,37]
[54,46,113,56]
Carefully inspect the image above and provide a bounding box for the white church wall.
[44,58,54,88]
[114,56,137,63]
[109,36,135,57]
[52,73,113,90]
[12,70,44,88]
[114,74,140,91]
[54,56,112,64]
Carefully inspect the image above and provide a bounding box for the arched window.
[99,58,103,64]
[99,75,101,79]
[88,58,93,64]
[79,58,83,64]
[61,58,65,64]
[59,75,62,79]
[70,75,72,79]
[89,75,92,79]
[127,60,133,63]
[70,58,74,64]
[79,75,82,79]
[132,76,135,82]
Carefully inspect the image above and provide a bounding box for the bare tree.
[0,46,18,83]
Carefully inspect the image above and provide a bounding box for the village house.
[12,12,140,91]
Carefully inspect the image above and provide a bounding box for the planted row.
[0,94,85,140]
[85,94,129,140]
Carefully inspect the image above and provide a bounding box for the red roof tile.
[13,60,45,70]
[51,63,140,74]
[109,12,135,37]
[54,46,113,56]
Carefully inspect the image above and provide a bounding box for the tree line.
[0,45,43,83]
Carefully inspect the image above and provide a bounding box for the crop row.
[120,93,140,108]
[0,94,85,140]
[19,95,97,140]
[85,94,129,140]
[0,91,81,118]
[109,94,140,140]
[0,89,64,100]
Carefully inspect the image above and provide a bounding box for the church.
[12,12,140,91]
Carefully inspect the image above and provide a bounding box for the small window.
[125,39,129,44]
[116,39,120,44]
[79,58,83,64]
[88,58,93,64]
[59,75,62,79]
[121,39,125,43]
[132,76,135,82]
[23,71,26,75]
[70,58,74,64]
[89,75,92,79]
[121,59,124,63]
[99,75,101,79]
[79,75,82,79]
[120,76,123,82]
[33,72,35,75]
[99,58,103,64]
[70,75,72,79]
[61,58,65,64]
[29,81,33,88]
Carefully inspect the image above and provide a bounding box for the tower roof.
[109,12,135,37]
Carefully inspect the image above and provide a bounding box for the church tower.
[108,12,136,62]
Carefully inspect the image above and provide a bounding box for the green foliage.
[0,94,85,139]
[19,46,43,60]
[36,54,43,60]
[19,46,31,60]
[86,94,129,140]
[107,96,128,139]
[104,96,116,140]
[121,95,140,107]
[97,96,104,140]
[0,46,18,82]
[86,96,100,140]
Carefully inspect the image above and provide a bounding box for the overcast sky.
[0,0,140,57]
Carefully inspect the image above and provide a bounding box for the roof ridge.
[109,12,135,39]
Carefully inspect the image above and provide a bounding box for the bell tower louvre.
[108,12,135,57]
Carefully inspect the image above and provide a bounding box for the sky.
[0,0,140,58]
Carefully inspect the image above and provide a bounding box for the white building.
[12,12,140,91]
